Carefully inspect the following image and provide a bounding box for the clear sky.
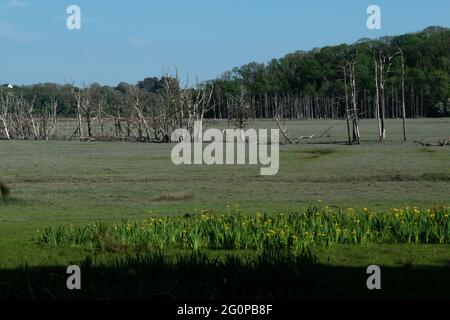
[0,0,449,86]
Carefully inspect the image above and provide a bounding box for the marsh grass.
[301,148,336,158]
[37,206,450,253]
[419,147,438,153]
[1,119,449,225]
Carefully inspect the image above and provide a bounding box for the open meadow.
[0,118,449,298]
[2,0,450,303]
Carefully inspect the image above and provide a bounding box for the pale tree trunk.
[349,62,360,144]
[374,58,382,142]
[0,92,11,140]
[375,49,401,143]
[400,48,407,141]
[342,66,352,145]
[77,98,84,140]
[379,57,386,141]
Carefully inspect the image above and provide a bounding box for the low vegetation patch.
[152,192,194,202]
[420,173,450,182]
[37,206,450,253]
[299,148,336,159]
[419,147,438,153]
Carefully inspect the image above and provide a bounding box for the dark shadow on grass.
[0,197,24,206]
[1,251,450,300]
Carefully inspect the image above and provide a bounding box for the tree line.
[1,26,449,143]
[209,26,450,120]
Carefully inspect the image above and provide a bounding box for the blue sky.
[0,0,449,86]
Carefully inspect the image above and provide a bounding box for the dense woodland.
[1,26,449,143]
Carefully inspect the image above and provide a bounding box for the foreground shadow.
[1,251,449,300]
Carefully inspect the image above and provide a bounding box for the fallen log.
[415,138,450,147]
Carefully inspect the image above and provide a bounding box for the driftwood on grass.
[414,138,450,147]
[275,115,335,144]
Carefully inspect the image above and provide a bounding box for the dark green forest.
[3,26,450,119]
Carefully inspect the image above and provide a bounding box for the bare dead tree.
[80,85,96,138]
[149,68,183,143]
[27,96,39,140]
[39,98,58,140]
[131,85,153,141]
[348,61,360,144]
[69,83,102,140]
[70,84,84,140]
[375,49,401,142]
[0,90,12,139]
[341,66,353,145]
[184,81,215,142]
[10,94,31,139]
[341,59,360,144]
[89,86,108,137]
[0,87,57,141]
[374,52,382,141]
[227,86,251,130]
[399,47,407,141]
[274,95,293,144]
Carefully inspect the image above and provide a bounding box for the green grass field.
[0,118,449,298]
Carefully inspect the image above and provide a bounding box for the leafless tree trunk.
[0,90,12,140]
[342,66,352,145]
[70,85,84,140]
[342,60,360,144]
[348,61,360,144]
[227,85,251,142]
[184,81,215,142]
[375,49,401,142]
[399,47,407,141]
